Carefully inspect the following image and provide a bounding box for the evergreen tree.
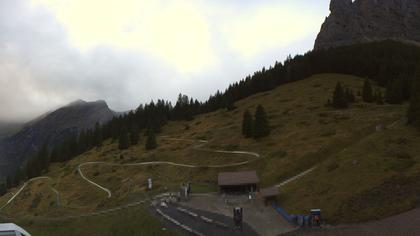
[93,122,103,147]
[332,82,348,108]
[253,105,270,138]
[130,124,140,145]
[26,156,41,179]
[225,94,236,111]
[0,182,6,196]
[385,79,404,104]
[38,144,50,172]
[242,110,253,138]
[49,146,59,163]
[362,79,374,103]
[13,168,23,187]
[145,129,157,150]
[6,176,12,189]
[118,127,130,150]
[408,68,420,128]
[345,88,355,103]
[375,89,384,105]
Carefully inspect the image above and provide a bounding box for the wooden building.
[218,171,259,193]
[259,186,279,205]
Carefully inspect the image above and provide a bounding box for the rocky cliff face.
[315,0,420,50]
[0,100,116,177]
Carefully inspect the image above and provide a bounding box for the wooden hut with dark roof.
[218,171,259,193]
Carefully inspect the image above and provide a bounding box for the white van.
[0,223,31,236]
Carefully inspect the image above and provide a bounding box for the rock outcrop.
[0,100,117,176]
[315,0,420,50]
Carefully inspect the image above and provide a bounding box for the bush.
[389,159,416,172]
[321,128,336,137]
[327,162,339,172]
[31,194,42,209]
[269,149,288,158]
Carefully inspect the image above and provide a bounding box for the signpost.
[147,178,152,190]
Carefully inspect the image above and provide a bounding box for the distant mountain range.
[315,0,420,49]
[0,100,118,177]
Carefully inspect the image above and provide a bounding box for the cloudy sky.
[0,0,329,122]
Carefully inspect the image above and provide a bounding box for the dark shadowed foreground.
[284,207,420,236]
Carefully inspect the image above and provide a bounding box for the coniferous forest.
[5,40,420,191]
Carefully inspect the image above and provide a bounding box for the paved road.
[182,194,296,236]
[153,203,258,236]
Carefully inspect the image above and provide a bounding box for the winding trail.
[0,176,60,211]
[2,117,402,214]
[78,137,261,198]
[275,166,317,188]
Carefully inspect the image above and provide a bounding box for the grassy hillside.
[281,122,420,224]
[1,206,178,236]
[1,73,417,234]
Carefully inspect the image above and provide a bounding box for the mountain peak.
[315,0,420,50]
[66,99,107,108]
[67,99,87,106]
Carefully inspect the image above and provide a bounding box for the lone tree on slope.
[362,79,374,103]
[253,105,270,138]
[145,129,157,150]
[118,127,130,150]
[242,109,253,138]
[130,124,140,145]
[332,82,348,109]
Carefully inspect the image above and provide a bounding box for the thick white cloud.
[0,0,329,121]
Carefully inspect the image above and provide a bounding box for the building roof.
[0,223,31,235]
[218,171,259,186]
[260,186,279,198]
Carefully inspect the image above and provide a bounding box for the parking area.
[178,194,297,236]
[152,203,258,236]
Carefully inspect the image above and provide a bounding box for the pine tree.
[118,127,130,150]
[26,156,42,179]
[253,105,270,138]
[93,122,103,147]
[375,89,384,105]
[0,182,6,196]
[6,176,12,189]
[225,94,236,111]
[145,129,157,150]
[362,79,374,103]
[345,88,355,103]
[242,110,253,138]
[385,79,403,104]
[38,144,50,173]
[332,82,348,108]
[130,124,140,145]
[49,146,59,163]
[13,168,23,187]
[407,68,420,128]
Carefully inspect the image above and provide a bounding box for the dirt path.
[0,176,60,210]
[77,137,261,198]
